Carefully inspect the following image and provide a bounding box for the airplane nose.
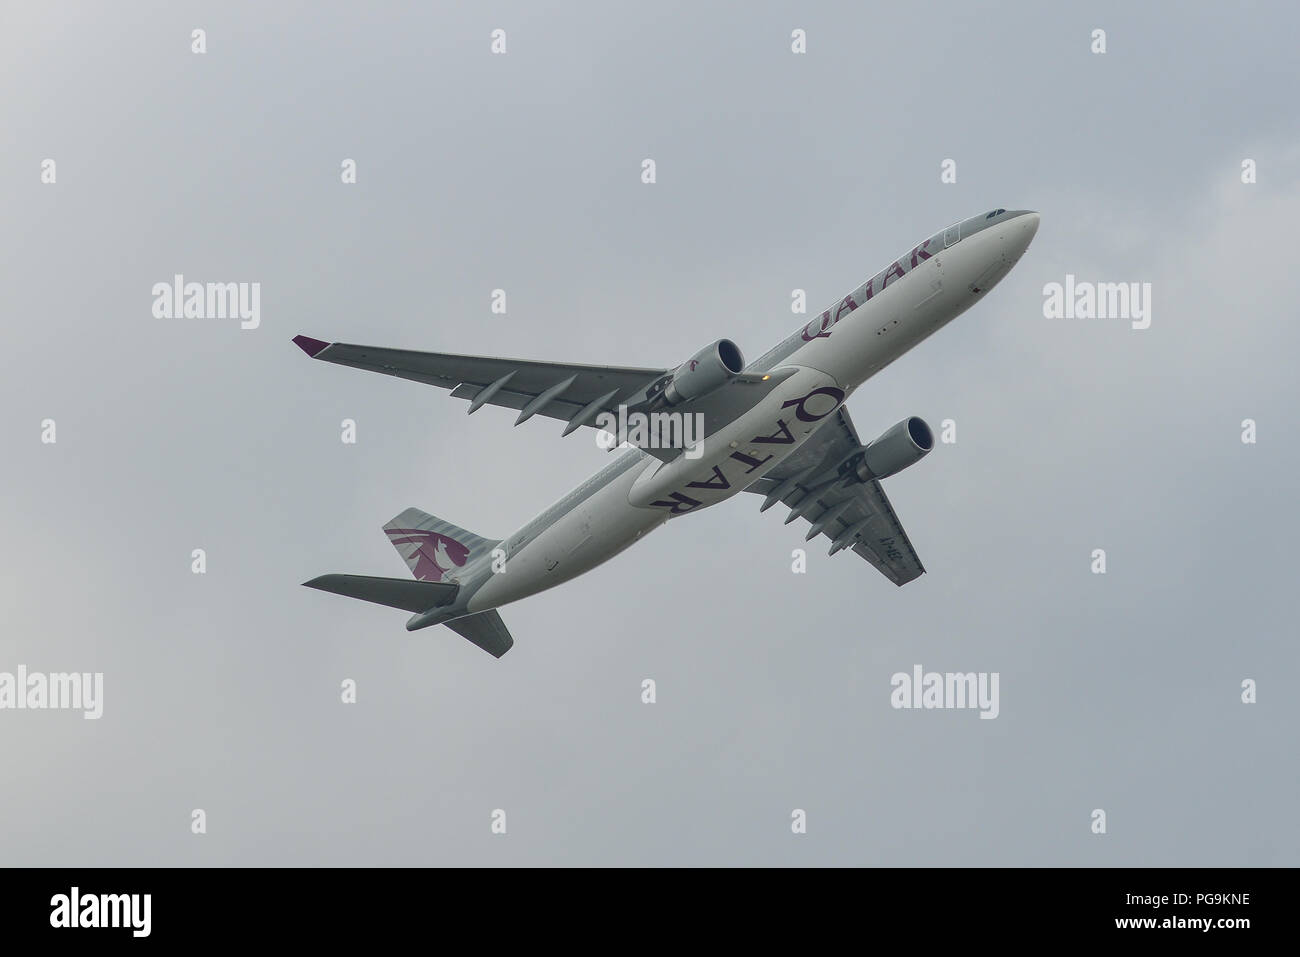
[1006,210,1039,260]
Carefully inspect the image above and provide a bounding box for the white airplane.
[295,208,1040,656]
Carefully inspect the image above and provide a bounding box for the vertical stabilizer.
[383,508,497,582]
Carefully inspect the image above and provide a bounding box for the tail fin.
[383,507,497,582]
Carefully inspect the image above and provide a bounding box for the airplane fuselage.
[458,209,1040,616]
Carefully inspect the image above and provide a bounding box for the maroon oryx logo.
[384,528,470,581]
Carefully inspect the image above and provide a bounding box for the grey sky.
[2,1,1296,865]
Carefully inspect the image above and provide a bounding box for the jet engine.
[852,417,934,481]
[662,339,745,405]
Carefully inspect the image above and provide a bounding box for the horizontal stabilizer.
[303,574,459,613]
[443,610,514,658]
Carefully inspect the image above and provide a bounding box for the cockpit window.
[985,208,1007,219]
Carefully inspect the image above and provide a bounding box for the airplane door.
[568,510,593,556]
[943,224,960,247]
[545,509,593,574]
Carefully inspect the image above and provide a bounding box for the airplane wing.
[293,335,794,462]
[743,407,927,586]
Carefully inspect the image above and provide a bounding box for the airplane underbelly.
[626,366,843,516]
[465,466,665,612]
[542,501,653,583]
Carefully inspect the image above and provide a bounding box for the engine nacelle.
[663,339,745,405]
[854,417,934,481]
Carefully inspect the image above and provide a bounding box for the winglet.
[293,335,331,357]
